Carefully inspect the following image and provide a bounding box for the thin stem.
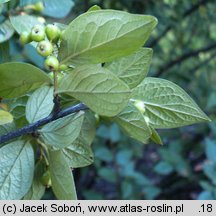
[53,70,61,115]
[53,70,58,96]
[155,43,216,76]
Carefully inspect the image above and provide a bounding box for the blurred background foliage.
[1,0,216,200]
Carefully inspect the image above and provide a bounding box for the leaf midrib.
[0,142,26,196]
[60,19,154,64]
[144,101,208,120]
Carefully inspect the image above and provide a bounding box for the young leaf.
[49,150,77,200]
[39,112,84,149]
[114,102,151,143]
[105,48,153,89]
[0,110,13,125]
[58,65,131,117]
[0,140,34,200]
[26,86,54,123]
[0,62,51,98]
[58,10,157,65]
[132,78,210,128]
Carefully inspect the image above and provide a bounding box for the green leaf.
[132,78,210,128]
[39,112,84,149]
[0,110,13,125]
[105,48,152,89]
[78,111,96,145]
[59,10,157,65]
[7,96,28,123]
[10,15,43,34]
[63,138,94,168]
[0,62,51,99]
[58,65,131,117]
[0,140,34,200]
[150,127,163,145]
[114,102,151,143]
[49,150,77,200]
[0,20,14,43]
[42,0,74,18]
[26,86,54,123]
[23,179,45,200]
[62,111,96,168]
[23,159,46,200]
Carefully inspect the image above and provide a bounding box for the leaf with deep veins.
[49,150,77,200]
[0,141,34,200]
[114,102,151,143]
[105,48,153,89]
[132,78,210,128]
[58,10,157,65]
[58,65,131,117]
[0,62,51,99]
[40,112,84,149]
[26,86,54,123]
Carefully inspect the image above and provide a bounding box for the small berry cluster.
[19,24,66,72]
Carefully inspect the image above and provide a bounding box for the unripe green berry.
[19,31,31,45]
[31,24,45,42]
[45,56,59,71]
[33,2,44,12]
[36,41,53,57]
[45,24,61,42]
[59,64,68,71]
